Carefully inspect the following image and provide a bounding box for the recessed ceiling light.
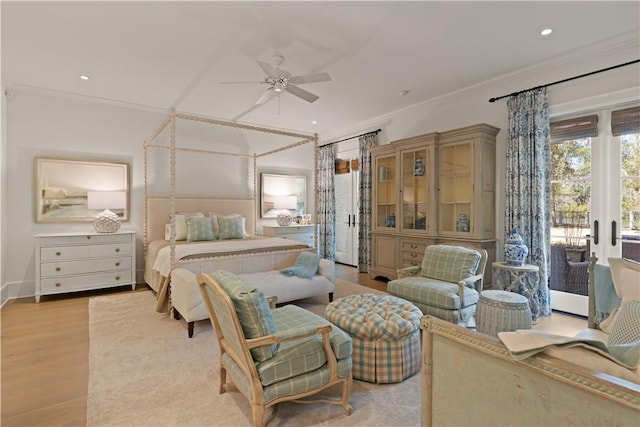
[311,120,318,125]
[80,75,90,80]
[400,90,410,96]
[541,28,552,36]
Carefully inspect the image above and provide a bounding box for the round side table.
[492,262,540,320]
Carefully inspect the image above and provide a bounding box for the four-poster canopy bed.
[142,109,319,309]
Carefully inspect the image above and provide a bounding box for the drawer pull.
[115,248,120,253]
[86,235,91,239]
[115,276,121,281]
[55,267,61,272]
[410,254,418,258]
[411,244,417,249]
[56,251,61,256]
[55,282,61,287]
[115,262,120,267]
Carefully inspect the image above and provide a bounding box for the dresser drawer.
[40,256,132,277]
[280,233,314,245]
[41,243,132,262]
[38,233,131,246]
[40,271,133,294]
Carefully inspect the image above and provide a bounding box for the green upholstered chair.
[387,244,487,326]
[197,270,353,427]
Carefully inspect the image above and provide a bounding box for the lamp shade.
[273,195,297,210]
[87,191,126,210]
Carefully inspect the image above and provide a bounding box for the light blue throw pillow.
[608,300,640,346]
[185,216,215,241]
[217,215,245,239]
[280,251,320,279]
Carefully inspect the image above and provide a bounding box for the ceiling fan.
[221,54,331,105]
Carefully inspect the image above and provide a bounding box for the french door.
[550,104,640,315]
[335,166,359,266]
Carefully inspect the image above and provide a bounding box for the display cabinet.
[370,124,498,283]
[438,124,498,240]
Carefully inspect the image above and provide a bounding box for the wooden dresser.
[262,224,315,246]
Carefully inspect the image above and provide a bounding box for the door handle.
[352,214,356,227]
[612,221,617,246]
[593,220,599,245]
[347,215,351,227]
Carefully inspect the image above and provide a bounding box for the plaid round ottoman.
[476,290,532,338]
[325,293,422,383]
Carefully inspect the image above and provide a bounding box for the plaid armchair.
[387,244,487,326]
[198,270,353,427]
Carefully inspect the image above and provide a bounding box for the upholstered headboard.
[145,197,256,244]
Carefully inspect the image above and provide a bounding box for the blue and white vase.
[504,228,528,266]
[456,214,469,232]
[414,157,425,176]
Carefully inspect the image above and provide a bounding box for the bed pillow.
[209,213,248,238]
[166,213,205,240]
[599,258,640,333]
[185,216,215,241]
[216,214,246,240]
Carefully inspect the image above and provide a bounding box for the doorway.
[549,104,640,315]
[335,160,359,266]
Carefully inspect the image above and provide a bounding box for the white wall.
[2,39,638,302]
[328,40,639,263]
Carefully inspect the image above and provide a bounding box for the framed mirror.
[260,173,306,219]
[35,158,129,223]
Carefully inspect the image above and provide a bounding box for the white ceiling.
[2,1,639,137]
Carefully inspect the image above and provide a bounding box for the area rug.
[87,280,420,427]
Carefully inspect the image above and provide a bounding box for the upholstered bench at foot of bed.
[169,260,335,337]
[325,293,423,383]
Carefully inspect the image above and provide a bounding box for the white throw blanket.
[152,237,307,276]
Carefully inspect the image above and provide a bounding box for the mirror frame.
[260,173,306,219]
[35,157,129,223]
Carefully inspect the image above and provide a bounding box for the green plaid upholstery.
[411,300,477,323]
[325,294,422,383]
[257,305,352,386]
[387,277,480,310]
[420,244,481,283]
[210,270,277,362]
[222,352,352,405]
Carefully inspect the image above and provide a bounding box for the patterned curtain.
[358,133,376,272]
[316,144,336,259]
[505,87,552,316]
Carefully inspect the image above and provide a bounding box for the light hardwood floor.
[1,264,587,426]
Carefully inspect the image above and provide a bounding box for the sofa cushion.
[608,300,640,346]
[420,245,481,283]
[210,270,278,362]
[257,305,352,386]
[387,276,479,310]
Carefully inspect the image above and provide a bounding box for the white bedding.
[152,237,308,276]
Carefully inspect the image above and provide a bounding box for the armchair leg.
[342,375,353,415]
[251,403,265,427]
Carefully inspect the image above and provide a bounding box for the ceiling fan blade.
[220,81,264,85]
[285,85,319,103]
[289,72,332,85]
[257,60,278,78]
[256,87,277,105]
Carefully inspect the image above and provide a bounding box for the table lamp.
[87,191,126,233]
[273,195,297,226]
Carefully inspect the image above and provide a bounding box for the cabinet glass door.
[439,142,472,234]
[376,155,397,229]
[401,148,429,232]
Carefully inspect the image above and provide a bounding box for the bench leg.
[188,321,194,338]
[173,308,181,320]
[329,292,334,302]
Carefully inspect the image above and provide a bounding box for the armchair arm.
[397,266,421,279]
[459,274,484,293]
[246,324,332,348]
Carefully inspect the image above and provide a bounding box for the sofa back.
[420,245,482,283]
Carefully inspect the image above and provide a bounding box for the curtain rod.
[488,59,640,103]
[321,129,381,147]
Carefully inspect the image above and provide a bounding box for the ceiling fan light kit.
[221,54,331,107]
